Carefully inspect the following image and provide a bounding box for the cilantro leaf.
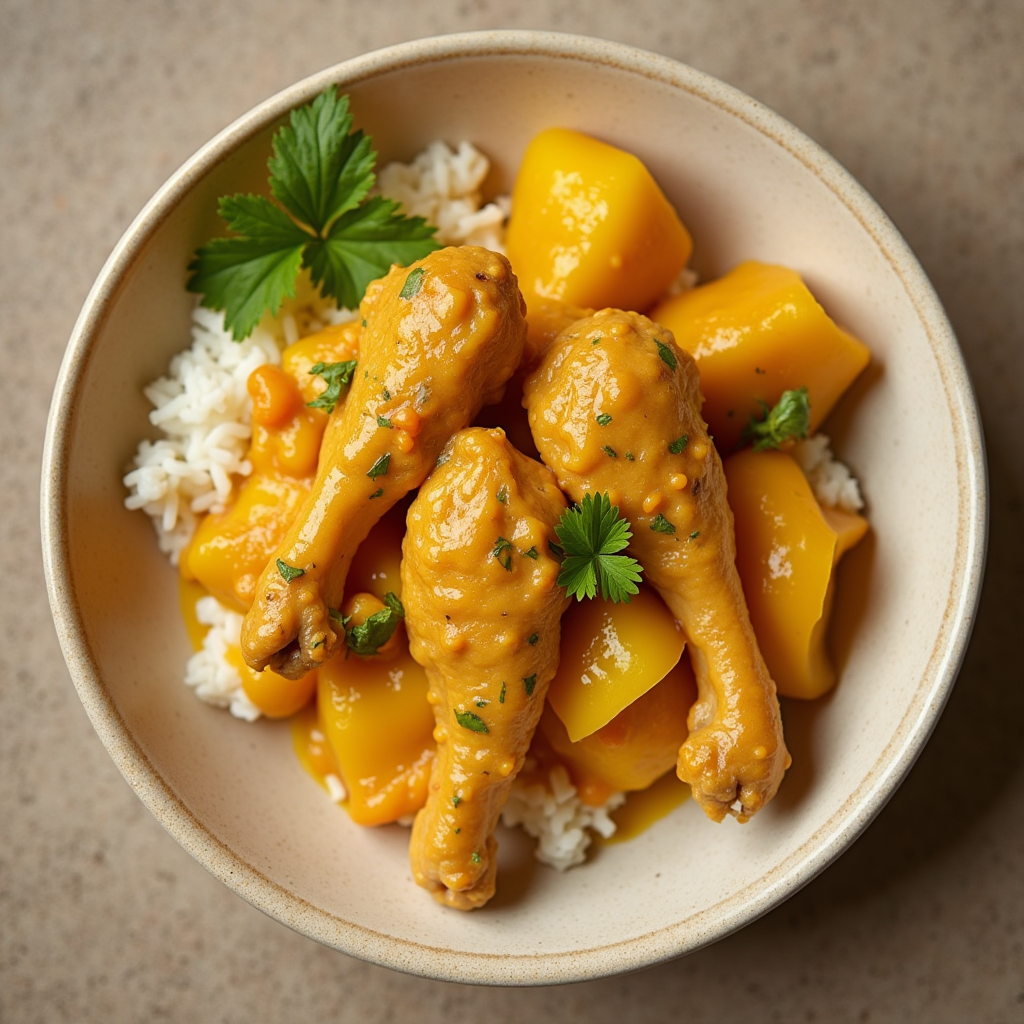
[745,386,811,451]
[276,558,305,583]
[186,87,439,339]
[345,591,405,657]
[307,359,357,413]
[187,195,310,340]
[455,710,489,734]
[267,87,375,234]
[553,492,644,603]
[305,198,438,311]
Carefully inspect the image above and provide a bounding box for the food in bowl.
[124,86,871,910]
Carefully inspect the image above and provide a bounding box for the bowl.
[41,31,986,985]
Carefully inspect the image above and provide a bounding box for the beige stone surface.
[3,0,1022,1020]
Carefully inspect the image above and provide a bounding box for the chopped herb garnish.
[276,559,305,583]
[499,681,506,704]
[690,530,701,539]
[470,851,481,864]
[625,451,635,461]
[522,546,539,560]
[745,386,811,450]
[548,540,565,561]
[527,633,539,645]
[344,591,404,656]
[496,485,509,505]
[523,674,537,697]
[328,607,350,626]
[655,339,678,370]
[369,487,384,499]
[554,491,643,603]
[307,360,358,413]
[361,318,368,327]
[367,452,390,479]
[668,434,689,454]
[492,536,514,571]
[452,794,461,807]
[399,266,425,299]
[650,514,676,535]
[381,387,391,400]
[376,415,393,429]
[591,335,602,345]
[596,413,613,427]
[309,639,325,650]
[454,827,461,834]
[186,87,438,339]
[476,699,489,708]
[455,710,489,734]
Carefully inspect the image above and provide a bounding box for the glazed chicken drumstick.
[241,247,526,678]
[524,309,790,822]
[403,428,569,909]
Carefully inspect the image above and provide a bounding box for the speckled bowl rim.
[41,30,987,986]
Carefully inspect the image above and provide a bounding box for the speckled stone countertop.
[3,1,1022,1020]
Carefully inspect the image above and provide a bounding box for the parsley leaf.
[596,413,613,427]
[523,674,537,697]
[492,536,514,571]
[650,513,676,534]
[345,591,405,657]
[655,339,677,370]
[455,710,489,734]
[553,492,644,603]
[276,558,305,583]
[307,360,357,413]
[668,434,689,454]
[187,86,439,339]
[745,386,811,451]
[367,453,390,480]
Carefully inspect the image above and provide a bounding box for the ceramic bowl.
[41,31,986,985]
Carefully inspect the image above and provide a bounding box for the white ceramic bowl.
[41,31,986,984]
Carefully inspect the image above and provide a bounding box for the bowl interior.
[44,34,984,984]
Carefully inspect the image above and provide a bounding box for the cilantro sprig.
[745,387,811,451]
[187,87,439,340]
[553,492,644,603]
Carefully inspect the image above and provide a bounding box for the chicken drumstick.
[241,247,526,679]
[523,309,790,822]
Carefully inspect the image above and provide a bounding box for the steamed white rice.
[792,434,864,512]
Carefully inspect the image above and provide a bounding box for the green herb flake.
[307,360,358,413]
[602,445,618,458]
[527,633,539,646]
[596,413,613,427]
[625,451,635,461]
[548,540,565,560]
[668,434,689,454]
[496,485,509,505]
[591,335,602,345]
[499,681,506,704]
[745,386,811,451]
[344,591,405,657]
[522,546,539,560]
[523,675,537,697]
[492,536,514,572]
[376,415,393,429]
[381,388,391,400]
[367,452,390,479]
[452,794,461,807]
[476,699,489,708]
[369,487,384,499]
[655,339,677,371]
[361,318,368,327]
[186,87,439,339]
[690,530,701,539]
[650,514,676,535]
[455,710,489,734]
[399,266,425,299]
[276,559,305,583]
[553,492,644,604]
[470,851,481,864]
